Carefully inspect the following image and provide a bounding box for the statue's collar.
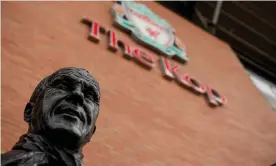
[12,133,84,166]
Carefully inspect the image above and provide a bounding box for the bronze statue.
[1,67,101,166]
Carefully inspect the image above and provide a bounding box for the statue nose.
[71,84,84,106]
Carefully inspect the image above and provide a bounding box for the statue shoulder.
[1,150,51,166]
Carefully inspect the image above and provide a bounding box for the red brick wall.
[2,2,276,166]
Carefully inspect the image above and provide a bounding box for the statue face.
[28,68,100,148]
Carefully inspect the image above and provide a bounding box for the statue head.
[24,67,100,150]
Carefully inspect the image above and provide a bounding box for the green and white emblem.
[112,1,189,63]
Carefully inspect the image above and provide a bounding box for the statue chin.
[53,123,82,137]
[44,118,84,150]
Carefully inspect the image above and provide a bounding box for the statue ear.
[24,102,33,123]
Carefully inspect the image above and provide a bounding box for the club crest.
[112,1,189,63]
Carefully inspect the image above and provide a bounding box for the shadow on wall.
[157,1,197,21]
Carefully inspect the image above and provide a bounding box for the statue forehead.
[48,68,97,85]
[29,67,100,105]
[49,68,88,79]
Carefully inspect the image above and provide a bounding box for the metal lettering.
[205,86,226,106]
[118,40,133,59]
[108,30,118,52]
[159,57,179,80]
[132,48,154,69]
[81,18,107,43]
